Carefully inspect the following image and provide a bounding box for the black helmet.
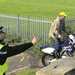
[0,26,4,32]
[0,26,5,43]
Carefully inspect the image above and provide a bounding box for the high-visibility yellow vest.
[0,44,8,75]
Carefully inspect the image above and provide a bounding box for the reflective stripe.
[0,52,7,54]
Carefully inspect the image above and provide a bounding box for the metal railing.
[0,15,75,45]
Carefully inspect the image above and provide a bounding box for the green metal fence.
[0,15,75,45]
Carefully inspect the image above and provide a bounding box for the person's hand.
[32,36,37,45]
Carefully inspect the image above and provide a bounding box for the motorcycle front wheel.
[42,54,55,66]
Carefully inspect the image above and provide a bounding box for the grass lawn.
[0,0,75,16]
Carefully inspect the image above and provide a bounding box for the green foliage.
[16,68,36,75]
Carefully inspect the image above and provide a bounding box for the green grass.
[0,0,75,16]
[16,68,36,75]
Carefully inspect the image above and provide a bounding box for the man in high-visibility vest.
[0,27,37,75]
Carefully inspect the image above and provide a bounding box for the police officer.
[0,27,37,75]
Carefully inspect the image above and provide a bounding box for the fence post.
[27,16,31,40]
[16,15,20,38]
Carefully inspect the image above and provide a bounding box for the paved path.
[6,52,41,75]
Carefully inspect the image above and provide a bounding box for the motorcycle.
[41,34,75,66]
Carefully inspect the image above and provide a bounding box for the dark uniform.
[0,26,35,75]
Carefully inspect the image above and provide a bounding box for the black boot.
[3,72,6,75]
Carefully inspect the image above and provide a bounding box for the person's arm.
[7,42,33,57]
[7,36,37,57]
